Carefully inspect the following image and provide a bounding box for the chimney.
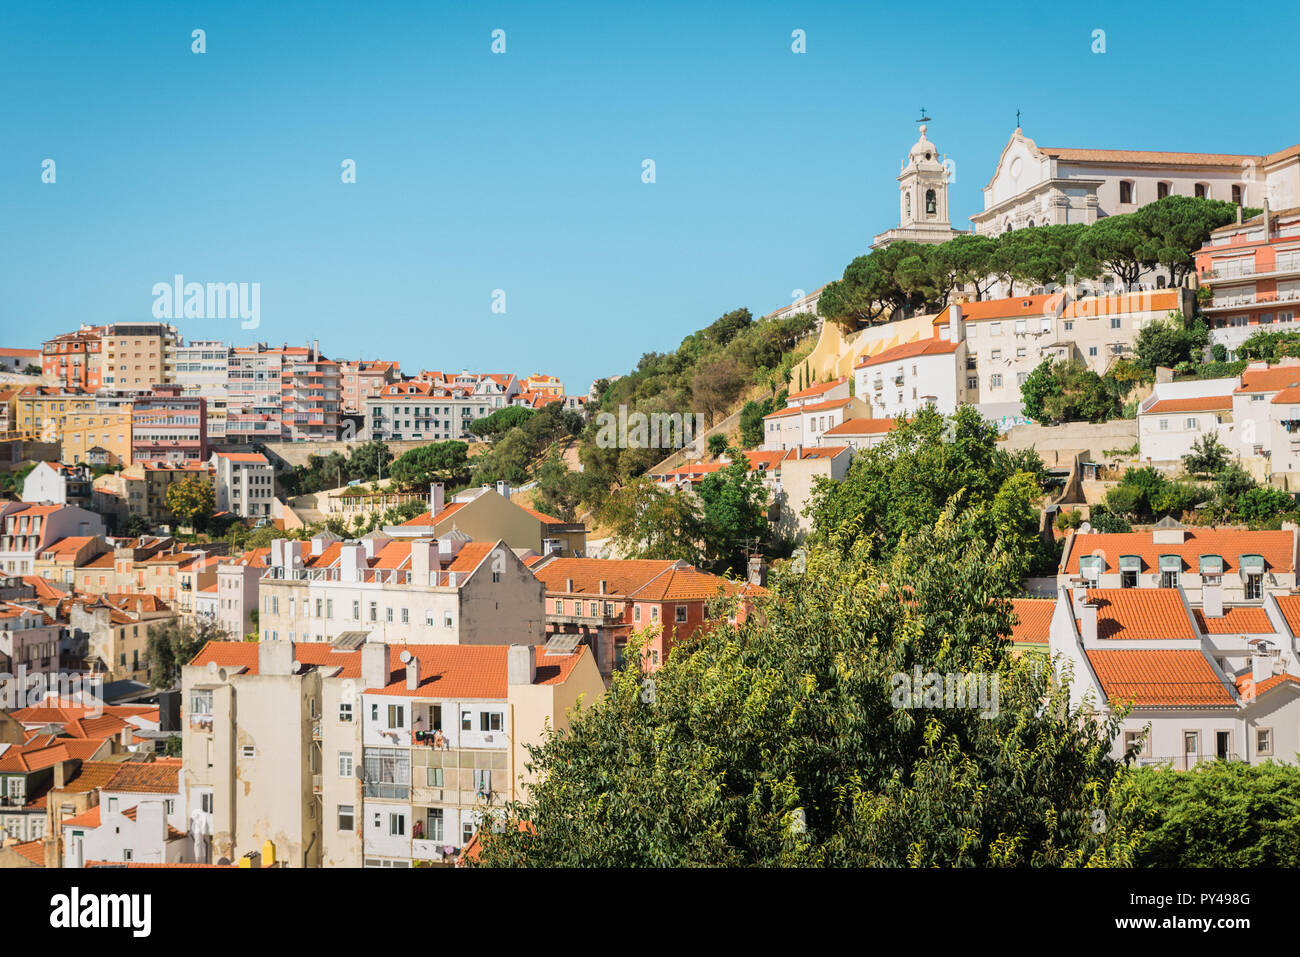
[1080,597,1099,644]
[313,338,319,361]
[496,480,511,500]
[566,577,574,593]
[138,800,167,843]
[748,555,767,587]
[54,759,75,790]
[258,639,293,676]
[270,538,285,568]
[1252,646,1275,683]
[284,540,303,569]
[1202,581,1223,618]
[402,650,420,691]
[429,482,445,516]
[339,543,365,580]
[361,640,388,691]
[507,644,536,686]
[1236,204,1243,225]
[598,579,607,595]
[409,540,435,584]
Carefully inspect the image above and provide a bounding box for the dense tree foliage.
[146,617,229,688]
[476,503,1144,866]
[467,405,535,438]
[388,441,471,491]
[806,406,1058,577]
[1133,312,1210,371]
[164,476,215,530]
[1020,359,1121,423]
[1131,762,1300,867]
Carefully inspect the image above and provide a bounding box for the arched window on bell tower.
[905,193,912,220]
[925,189,937,217]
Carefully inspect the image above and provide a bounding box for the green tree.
[601,477,704,564]
[1075,214,1146,288]
[739,398,774,449]
[1182,433,1230,478]
[388,441,471,490]
[476,503,1143,867]
[467,406,534,439]
[696,453,770,573]
[937,234,998,300]
[691,355,745,426]
[1133,313,1208,371]
[705,307,754,347]
[145,617,228,688]
[348,440,393,481]
[1133,195,1241,288]
[707,433,728,458]
[165,477,215,530]
[1132,762,1300,867]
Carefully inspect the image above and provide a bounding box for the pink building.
[131,384,208,465]
[1197,205,1300,355]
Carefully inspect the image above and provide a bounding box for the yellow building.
[15,387,95,442]
[61,410,133,467]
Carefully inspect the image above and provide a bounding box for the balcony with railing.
[1205,288,1300,311]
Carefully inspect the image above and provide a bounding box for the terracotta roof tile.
[822,417,897,437]
[854,337,960,368]
[103,760,180,795]
[1064,529,1295,576]
[786,377,849,401]
[1193,606,1275,635]
[1085,588,1198,640]
[1236,365,1300,394]
[1141,396,1233,415]
[1009,598,1053,644]
[1086,649,1236,707]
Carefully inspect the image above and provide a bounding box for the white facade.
[210,451,275,518]
[21,462,89,505]
[1136,378,1237,465]
[854,338,963,419]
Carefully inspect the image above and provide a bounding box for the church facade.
[971,128,1293,236]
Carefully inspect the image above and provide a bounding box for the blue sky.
[3,0,1298,394]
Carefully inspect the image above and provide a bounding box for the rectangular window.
[427,807,444,841]
[339,751,353,777]
[389,813,405,836]
[361,747,410,800]
[368,602,377,622]
[990,374,1003,389]
[339,702,353,722]
[675,605,688,623]
[1110,317,1121,329]
[1245,573,1263,600]
[401,608,409,624]
[1256,728,1274,756]
[387,705,405,729]
[480,711,503,732]
[443,612,453,628]
[461,710,472,731]
[385,607,393,623]
[426,767,444,788]
[353,600,360,620]
[1121,570,1137,588]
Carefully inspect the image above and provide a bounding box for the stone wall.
[997,420,1139,466]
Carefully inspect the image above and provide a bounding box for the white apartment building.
[256,533,545,647]
[1049,583,1300,768]
[0,503,104,575]
[1136,378,1237,465]
[210,451,275,518]
[21,462,91,506]
[61,760,190,867]
[175,340,230,441]
[853,335,964,419]
[761,378,871,451]
[366,372,520,442]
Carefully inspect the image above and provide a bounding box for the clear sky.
[4,0,1298,394]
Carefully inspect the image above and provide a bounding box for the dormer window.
[1158,555,1182,588]
[1239,554,1265,600]
[1118,555,1140,588]
[1198,554,1224,585]
[1079,555,1104,584]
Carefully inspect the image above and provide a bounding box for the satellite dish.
[399,650,412,664]
[208,661,218,674]
[1079,522,1092,534]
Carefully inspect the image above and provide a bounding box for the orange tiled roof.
[1039,146,1256,167]
[1064,529,1295,576]
[1141,396,1232,415]
[854,338,960,368]
[1061,290,1181,318]
[1238,672,1300,697]
[400,501,467,527]
[786,377,848,401]
[764,397,856,419]
[1275,595,1300,635]
[103,760,180,795]
[8,840,45,866]
[1193,606,1275,635]
[1085,649,1236,707]
[1236,365,1300,394]
[823,417,896,437]
[957,295,1055,320]
[1085,588,1198,641]
[61,806,101,829]
[1009,598,1053,644]
[532,557,763,601]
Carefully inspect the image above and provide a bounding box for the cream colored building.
[184,637,604,867]
[257,533,545,647]
[99,322,180,391]
[61,410,132,467]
